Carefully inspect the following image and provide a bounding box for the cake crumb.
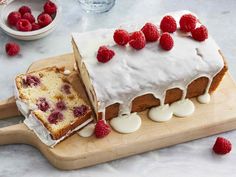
[64,69,71,75]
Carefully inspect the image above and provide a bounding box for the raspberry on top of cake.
[15,67,92,146]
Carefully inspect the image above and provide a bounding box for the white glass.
[78,0,115,13]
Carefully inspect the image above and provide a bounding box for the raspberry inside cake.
[72,10,227,120]
[15,67,92,146]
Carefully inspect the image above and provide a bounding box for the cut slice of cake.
[72,10,228,120]
[15,67,92,146]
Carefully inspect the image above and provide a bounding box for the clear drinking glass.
[78,0,116,13]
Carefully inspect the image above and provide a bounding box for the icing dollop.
[110,112,141,134]
[148,104,173,122]
[170,99,195,117]
[78,123,95,137]
[197,93,211,104]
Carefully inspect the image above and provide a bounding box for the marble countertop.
[1,0,236,176]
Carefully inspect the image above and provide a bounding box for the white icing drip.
[72,10,224,118]
[197,76,212,104]
[63,69,71,75]
[25,114,93,147]
[148,104,173,122]
[78,123,95,137]
[110,112,141,133]
[170,99,195,117]
[197,93,211,104]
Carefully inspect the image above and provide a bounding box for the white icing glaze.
[170,99,195,117]
[72,10,224,118]
[197,93,211,104]
[24,114,93,147]
[148,104,173,122]
[78,123,95,137]
[63,69,71,75]
[110,112,141,133]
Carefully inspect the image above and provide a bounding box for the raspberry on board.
[159,32,174,51]
[179,14,197,32]
[97,46,115,63]
[113,29,130,46]
[129,31,146,50]
[5,42,20,56]
[160,15,177,33]
[95,120,111,138]
[7,11,21,26]
[191,25,208,42]
[141,22,160,42]
[213,137,232,155]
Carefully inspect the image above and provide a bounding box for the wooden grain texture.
[0,53,236,170]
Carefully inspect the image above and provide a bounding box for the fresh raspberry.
[160,15,177,33]
[37,13,52,27]
[56,101,66,110]
[22,12,35,23]
[129,31,146,50]
[141,23,160,42]
[7,11,21,26]
[36,98,50,112]
[97,46,115,63]
[23,75,41,87]
[159,32,174,51]
[191,25,208,42]
[5,42,20,56]
[179,14,197,32]
[18,6,31,16]
[73,105,88,117]
[48,111,63,124]
[113,29,130,46]
[32,23,41,31]
[16,19,32,31]
[213,137,232,155]
[95,120,111,138]
[61,84,71,94]
[44,0,57,15]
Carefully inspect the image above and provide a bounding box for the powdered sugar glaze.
[72,10,224,117]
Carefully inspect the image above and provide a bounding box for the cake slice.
[15,67,92,146]
[72,10,227,120]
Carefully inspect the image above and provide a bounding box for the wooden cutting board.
[0,53,236,170]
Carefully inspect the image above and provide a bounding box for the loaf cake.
[15,67,92,146]
[72,10,227,120]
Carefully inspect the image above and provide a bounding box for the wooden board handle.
[0,123,32,145]
[0,96,21,120]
